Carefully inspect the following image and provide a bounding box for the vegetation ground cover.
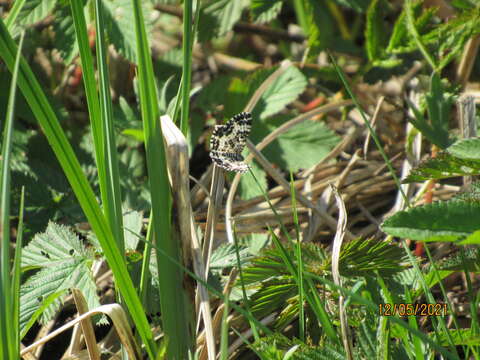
[2,0,480,359]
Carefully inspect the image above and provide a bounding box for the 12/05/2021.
[379,303,448,316]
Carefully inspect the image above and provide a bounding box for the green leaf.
[403,152,480,183]
[334,0,370,12]
[102,0,153,63]
[407,73,453,149]
[381,199,480,242]
[210,243,252,272]
[123,209,143,250]
[251,0,283,24]
[18,0,57,26]
[237,159,268,200]
[303,0,335,52]
[255,66,308,120]
[251,118,339,172]
[198,0,248,41]
[52,5,78,64]
[20,222,100,334]
[447,138,480,160]
[365,0,387,61]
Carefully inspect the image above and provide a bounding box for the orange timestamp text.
[379,303,448,317]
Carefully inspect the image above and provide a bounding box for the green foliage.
[303,0,335,52]
[404,137,480,182]
[367,2,480,80]
[252,118,339,172]
[403,152,480,183]
[198,0,248,42]
[382,198,480,242]
[102,0,153,63]
[365,0,388,61]
[17,0,57,26]
[20,222,101,335]
[52,4,77,64]
[407,73,455,149]
[447,137,480,160]
[241,239,406,328]
[250,0,284,24]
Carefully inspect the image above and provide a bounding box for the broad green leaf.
[447,138,480,160]
[407,73,453,149]
[303,0,335,52]
[18,0,57,26]
[123,209,143,250]
[198,0,248,41]
[382,199,480,242]
[209,243,252,272]
[237,158,267,200]
[365,0,387,61]
[52,5,78,64]
[20,222,100,334]
[403,152,480,183]
[251,0,283,24]
[255,66,308,120]
[251,119,339,172]
[20,290,67,339]
[102,0,153,63]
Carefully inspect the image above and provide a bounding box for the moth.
[209,111,252,173]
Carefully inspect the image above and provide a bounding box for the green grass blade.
[13,187,25,346]
[5,0,26,30]
[0,19,156,359]
[233,230,260,342]
[131,0,192,358]
[289,171,305,342]
[68,0,106,212]
[219,299,230,360]
[94,0,125,250]
[0,29,24,360]
[180,0,193,135]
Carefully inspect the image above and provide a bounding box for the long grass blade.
[0,30,24,360]
[131,0,192,358]
[0,19,156,359]
[94,0,125,250]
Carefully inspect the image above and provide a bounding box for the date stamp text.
[379,303,448,317]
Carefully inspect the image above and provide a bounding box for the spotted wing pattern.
[209,112,252,172]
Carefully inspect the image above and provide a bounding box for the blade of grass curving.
[131,0,191,358]
[329,52,408,206]
[5,0,26,30]
[13,187,25,346]
[330,184,353,360]
[94,0,125,251]
[289,171,305,342]
[0,20,156,359]
[0,30,24,360]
